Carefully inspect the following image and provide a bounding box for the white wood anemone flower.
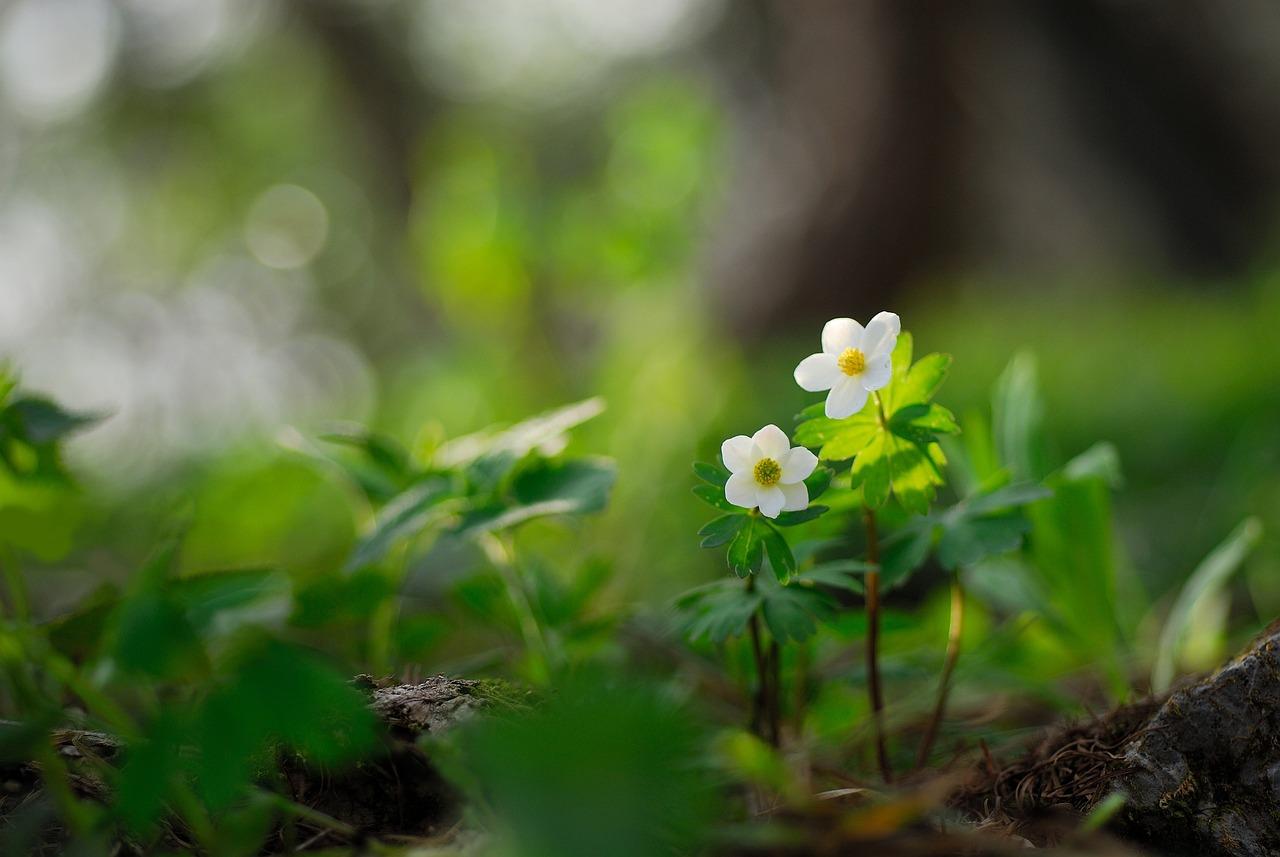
[793,312,901,419]
[721,424,819,519]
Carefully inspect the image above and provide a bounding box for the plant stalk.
[481,533,552,683]
[916,573,965,769]
[863,505,891,783]
[745,576,772,744]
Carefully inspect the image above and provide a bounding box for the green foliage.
[449,673,717,857]
[794,334,958,513]
[675,571,838,645]
[1152,517,1262,693]
[693,459,833,580]
[880,482,1050,589]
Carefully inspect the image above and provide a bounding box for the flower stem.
[745,576,772,744]
[862,505,891,783]
[916,572,965,769]
[481,533,552,683]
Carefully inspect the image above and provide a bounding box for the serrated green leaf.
[759,525,796,582]
[773,505,827,527]
[851,434,892,508]
[692,483,738,512]
[797,334,954,514]
[727,518,764,577]
[892,353,952,409]
[885,435,945,515]
[756,573,834,644]
[698,514,744,548]
[692,461,728,487]
[675,580,761,643]
[794,560,871,594]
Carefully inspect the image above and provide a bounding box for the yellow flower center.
[753,457,781,487]
[837,347,866,376]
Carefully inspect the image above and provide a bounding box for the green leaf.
[755,572,834,644]
[451,672,716,857]
[319,424,410,476]
[441,397,606,471]
[512,456,615,514]
[1152,518,1262,693]
[196,639,377,809]
[170,568,292,637]
[993,352,1048,482]
[936,515,1028,571]
[961,482,1052,517]
[759,524,796,581]
[804,466,833,500]
[675,580,761,643]
[457,456,617,537]
[880,522,935,587]
[698,514,744,548]
[1062,441,1124,488]
[851,434,891,508]
[793,560,871,594]
[692,483,737,512]
[797,333,955,513]
[111,591,206,679]
[727,518,764,577]
[891,352,952,410]
[347,478,452,569]
[5,396,102,443]
[291,569,395,628]
[44,584,119,660]
[773,505,827,527]
[692,461,728,487]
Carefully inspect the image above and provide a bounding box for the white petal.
[825,377,869,419]
[821,317,863,355]
[781,446,818,483]
[862,311,900,358]
[751,424,790,461]
[720,435,754,473]
[794,353,839,392]
[861,351,892,390]
[725,472,757,509]
[780,482,809,512]
[756,485,785,519]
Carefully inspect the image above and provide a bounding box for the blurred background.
[1,0,1277,639]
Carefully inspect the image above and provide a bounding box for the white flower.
[793,312,900,419]
[721,424,818,519]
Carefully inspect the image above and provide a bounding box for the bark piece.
[1114,628,1280,856]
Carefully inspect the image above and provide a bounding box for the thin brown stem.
[747,612,769,743]
[863,505,891,783]
[916,573,965,769]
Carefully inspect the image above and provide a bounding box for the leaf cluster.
[793,333,958,514]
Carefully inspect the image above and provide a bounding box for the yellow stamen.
[837,347,866,376]
[753,457,781,487]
